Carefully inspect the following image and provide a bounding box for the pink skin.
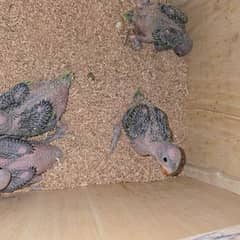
[111,122,182,176]
[110,90,183,175]
[0,143,62,192]
[174,35,193,56]
[0,168,11,190]
[129,1,170,48]
[128,0,192,56]
[0,114,7,125]
[20,74,72,121]
[130,2,158,47]
[1,167,36,193]
[1,144,62,175]
[18,145,29,155]
[0,73,72,138]
[130,129,181,175]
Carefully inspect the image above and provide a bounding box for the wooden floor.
[1,177,240,240]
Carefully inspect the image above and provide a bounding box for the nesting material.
[0,0,188,190]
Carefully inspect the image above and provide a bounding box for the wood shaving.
[0,0,188,191]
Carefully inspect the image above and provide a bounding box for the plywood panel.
[182,0,240,178]
[181,225,240,240]
[1,177,240,240]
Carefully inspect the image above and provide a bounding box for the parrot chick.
[0,137,62,192]
[124,0,192,56]
[0,72,73,143]
[110,90,183,176]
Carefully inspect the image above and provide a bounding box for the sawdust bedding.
[0,0,188,190]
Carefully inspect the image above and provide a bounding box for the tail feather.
[110,121,122,154]
[133,88,145,103]
[58,71,74,87]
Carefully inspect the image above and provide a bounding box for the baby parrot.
[0,137,62,192]
[110,90,183,176]
[0,72,73,143]
[124,0,192,56]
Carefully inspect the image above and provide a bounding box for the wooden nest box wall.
[178,0,240,194]
[1,1,240,240]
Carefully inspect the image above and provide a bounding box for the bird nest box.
[0,0,240,239]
